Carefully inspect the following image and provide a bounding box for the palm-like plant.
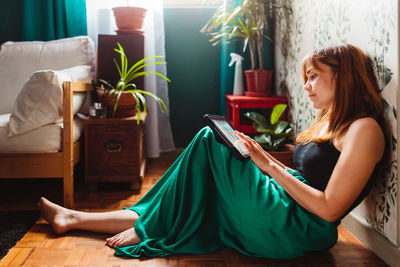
[244,104,294,151]
[99,42,170,123]
[201,0,272,70]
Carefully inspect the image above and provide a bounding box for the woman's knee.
[200,126,213,134]
[196,126,215,140]
[187,127,218,150]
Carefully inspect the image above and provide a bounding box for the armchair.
[0,36,95,208]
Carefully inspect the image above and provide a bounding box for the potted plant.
[99,42,170,124]
[244,104,295,167]
[201,0,279,96]
[112,0,147,34]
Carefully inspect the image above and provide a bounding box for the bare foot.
[106,227,141,248]
[37,197,76,234]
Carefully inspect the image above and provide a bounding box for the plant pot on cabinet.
[245,69,273,97]
[268,144,296,169]
[99,90,138,118]
[112,7,147,32]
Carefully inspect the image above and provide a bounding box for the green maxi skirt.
[115,127,339,258]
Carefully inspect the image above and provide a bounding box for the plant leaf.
[254,133,272,145]
[244,112,267,126]
[113,58,122,78]
[285,123,294,134]
[112,90,123,117]
[272,137,286,150]
[134,89,168,114]
[275,121,289,134]
[129,70,171,84]
[254,124,273,133]
[270,104,287,125]
[128,56,163,77]
[254,134,274,150]
[99,79,114,90]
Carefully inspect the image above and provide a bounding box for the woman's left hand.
[234,131,278,174]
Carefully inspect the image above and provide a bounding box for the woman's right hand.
[234,131,284,174]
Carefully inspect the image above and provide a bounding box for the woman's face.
[303,61,336,109]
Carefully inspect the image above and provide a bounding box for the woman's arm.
[263,150,295,171]
[235,117,385,222]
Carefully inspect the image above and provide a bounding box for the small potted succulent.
[244,104,295,167]
[98,42,170,124]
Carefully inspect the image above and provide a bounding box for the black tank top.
[293,141,375,216]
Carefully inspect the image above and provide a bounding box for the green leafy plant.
[201,0,288,70]
[99,42,170,123]
[244,104,294,151]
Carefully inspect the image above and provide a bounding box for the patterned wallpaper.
[274,0,398,245]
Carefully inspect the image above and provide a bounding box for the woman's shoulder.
[340,117,385,160]
[347,117,383,135]
[335,117,383,144]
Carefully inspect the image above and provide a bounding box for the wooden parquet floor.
[0,149,388,266]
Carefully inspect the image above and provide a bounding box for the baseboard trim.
[342,214,400,267]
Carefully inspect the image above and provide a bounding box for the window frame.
[163,0,222,8]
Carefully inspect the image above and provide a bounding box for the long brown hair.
[296,44,392,176]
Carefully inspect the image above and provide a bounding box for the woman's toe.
[106,238,115,247]
[110,237,120,247]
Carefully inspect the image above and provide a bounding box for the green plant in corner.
[201,0,290,95]
[99,42,170,123]
[201,0,289,71]
[244,104,294,151]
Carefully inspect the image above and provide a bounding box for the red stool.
[225,95,288,134]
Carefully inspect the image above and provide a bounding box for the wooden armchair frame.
[0,81,92,208]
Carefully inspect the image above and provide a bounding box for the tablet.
[203,114,250,160]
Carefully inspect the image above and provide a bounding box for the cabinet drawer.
[84,119,144,182]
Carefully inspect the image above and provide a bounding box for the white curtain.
[86,0,175,158]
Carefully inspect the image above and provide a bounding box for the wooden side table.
[225,95,288,133]
[83,113,146,190]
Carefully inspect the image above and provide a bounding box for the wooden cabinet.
[83,114,146,189]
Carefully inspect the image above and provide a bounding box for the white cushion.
[0,113,83,153]
[8,65,90,137]
[0,36,95,114]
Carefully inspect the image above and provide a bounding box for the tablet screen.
[213,120,249,156]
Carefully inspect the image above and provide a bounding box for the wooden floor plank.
[0,248,33,266]
[0,149,388,266]
[23,248,71,265]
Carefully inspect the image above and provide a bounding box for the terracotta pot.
[244,69,273,97]
[112,7,147,31]
[99,90,137,118]
[268,144,296,169]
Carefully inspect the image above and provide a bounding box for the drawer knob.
[104,139,123,152]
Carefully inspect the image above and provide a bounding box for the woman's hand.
[234,131,282,174]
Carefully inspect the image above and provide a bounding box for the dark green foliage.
[244,104,294,151]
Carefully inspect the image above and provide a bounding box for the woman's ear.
[331,72,338,88]
[332,71,338,81]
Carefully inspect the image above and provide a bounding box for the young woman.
[39,44,391,259]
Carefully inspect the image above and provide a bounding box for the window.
[163,0,223,8]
